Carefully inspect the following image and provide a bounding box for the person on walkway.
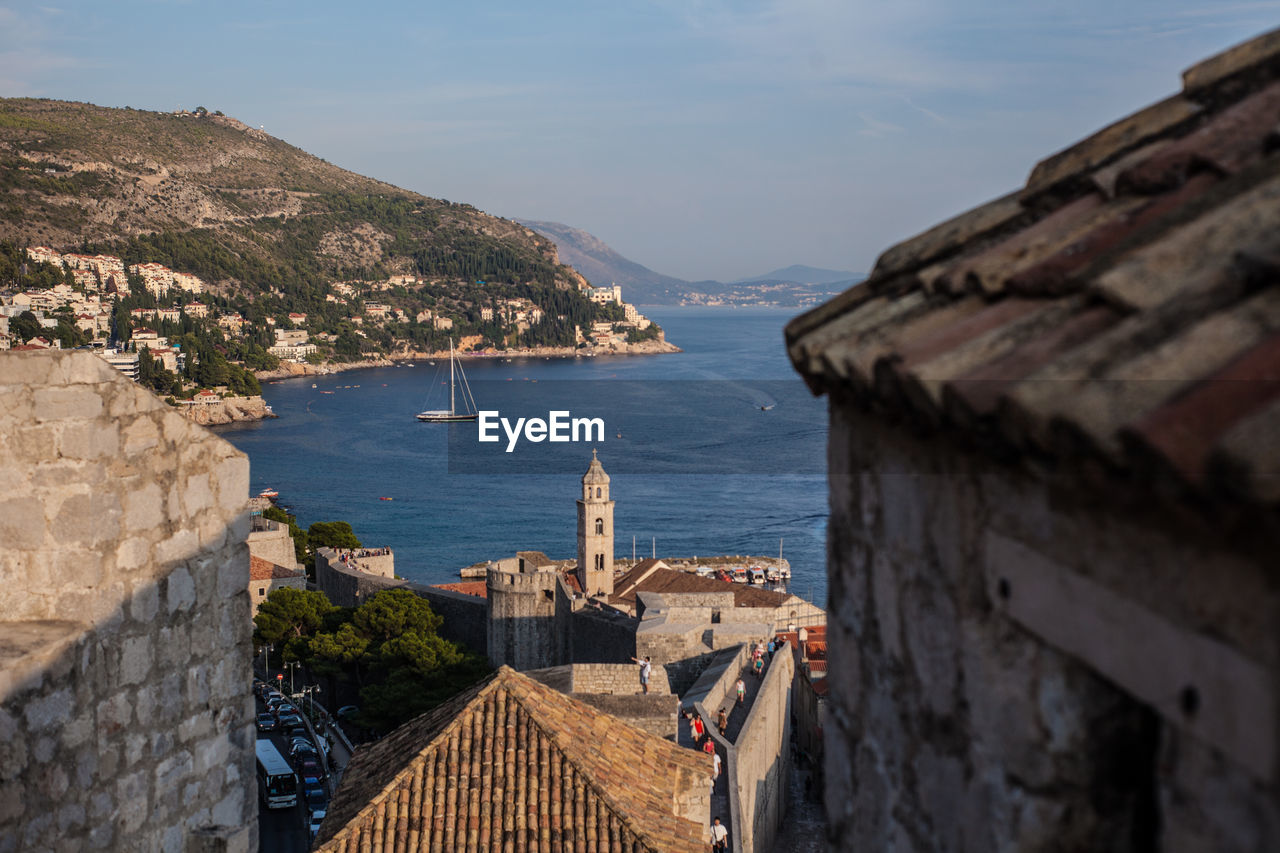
[712,750,722,780]
[711,818,729,852]
[717,707,728,736]
[753,655,764,678]
[767,638,777,659]
[630,655,652,694]
[693,714,705,741]
[703,737,715,757]
[735,678,745,705]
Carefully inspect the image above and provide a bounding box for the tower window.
[595,553,604,570]
[595,517,604,534]
[596,487,602,498]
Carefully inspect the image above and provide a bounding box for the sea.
[219,306,831,605]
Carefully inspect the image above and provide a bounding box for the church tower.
[576,449,615,597]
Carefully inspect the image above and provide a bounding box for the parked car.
[288,726,309,742]
[308,809,326,841]
[297,757,323,778]
[290,737,315,754]
[305,788,326,813]
[255,712,277,733]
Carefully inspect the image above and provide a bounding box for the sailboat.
[416,339,478,422]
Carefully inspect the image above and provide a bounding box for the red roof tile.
[787,27,1280,510]
[431,581,488,599]
[610,566,788,609]
[249,555,302,581]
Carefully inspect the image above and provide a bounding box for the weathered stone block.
[33,386,103,422]
[119,634,153,686]
[24,687,73,731]
[0,497,47,550]
[123,483,164,535]
[166,565,196,613]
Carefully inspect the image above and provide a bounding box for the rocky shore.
[180,395,276,426]
[253,357,393,381]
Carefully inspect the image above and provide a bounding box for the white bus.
[255,739,298,809]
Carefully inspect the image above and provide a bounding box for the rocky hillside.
[0,99,586,294]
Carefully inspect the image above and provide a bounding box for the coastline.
[253,339,681,381]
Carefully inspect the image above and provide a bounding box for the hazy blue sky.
[2,2,1277,281]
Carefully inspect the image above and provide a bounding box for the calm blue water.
[219,307,831,604]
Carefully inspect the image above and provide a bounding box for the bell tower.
[576,449,615,597]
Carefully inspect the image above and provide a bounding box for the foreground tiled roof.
[787,29,1280,509]
[611,566,788,609]
[249,555,302,581]
[315,666,711,852]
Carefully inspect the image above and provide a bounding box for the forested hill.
[0,98,588,299]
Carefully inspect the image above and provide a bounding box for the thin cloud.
[856,112,904,137]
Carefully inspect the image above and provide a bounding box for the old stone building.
[248,554,306,617]
[313,666,713,852]
[0,349,255,851]
[577,449,615,597]
[789,29,1280,851]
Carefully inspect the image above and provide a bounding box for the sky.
[1,2,1278,281]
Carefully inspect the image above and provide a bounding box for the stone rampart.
[315,546,406,606]
[0,350,255,851]
[568,606,639,664]
[731,650,793,853]
[314,549,487,656]
[568,663,671,695]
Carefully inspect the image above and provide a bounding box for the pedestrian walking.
[693,714,705,741]
[703,737,715,757]
[717,707,728,736]
[753,656,764,678]
[767,638,776,659]
[630,655,652,694]
[711,818,729,852]
[735,678,745,705]
[712,750,722,780]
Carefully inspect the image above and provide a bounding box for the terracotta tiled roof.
[561,572,583,595]
[249,555,302,581]
[431,581,488,598]
[516,550,556,568]
[315,666,712,853]
[787,28,1280,509]
[610,565,788,609]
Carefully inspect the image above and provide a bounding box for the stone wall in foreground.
[0,350,255,852]
[824,396,1280,852]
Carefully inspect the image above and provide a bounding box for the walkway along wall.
[732,649,794,853]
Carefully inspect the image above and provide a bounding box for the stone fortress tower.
[576,449,615,597]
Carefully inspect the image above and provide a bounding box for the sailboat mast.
[449,339,456,415]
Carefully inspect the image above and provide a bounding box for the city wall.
[314,549,487,656]
[568,606,638,664]
[0,351,255,852]
[732,650,793,853]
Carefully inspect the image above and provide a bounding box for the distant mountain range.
[516,219,861,307]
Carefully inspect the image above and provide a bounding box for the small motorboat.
[379,497,394,501]
[258,488,279,499]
